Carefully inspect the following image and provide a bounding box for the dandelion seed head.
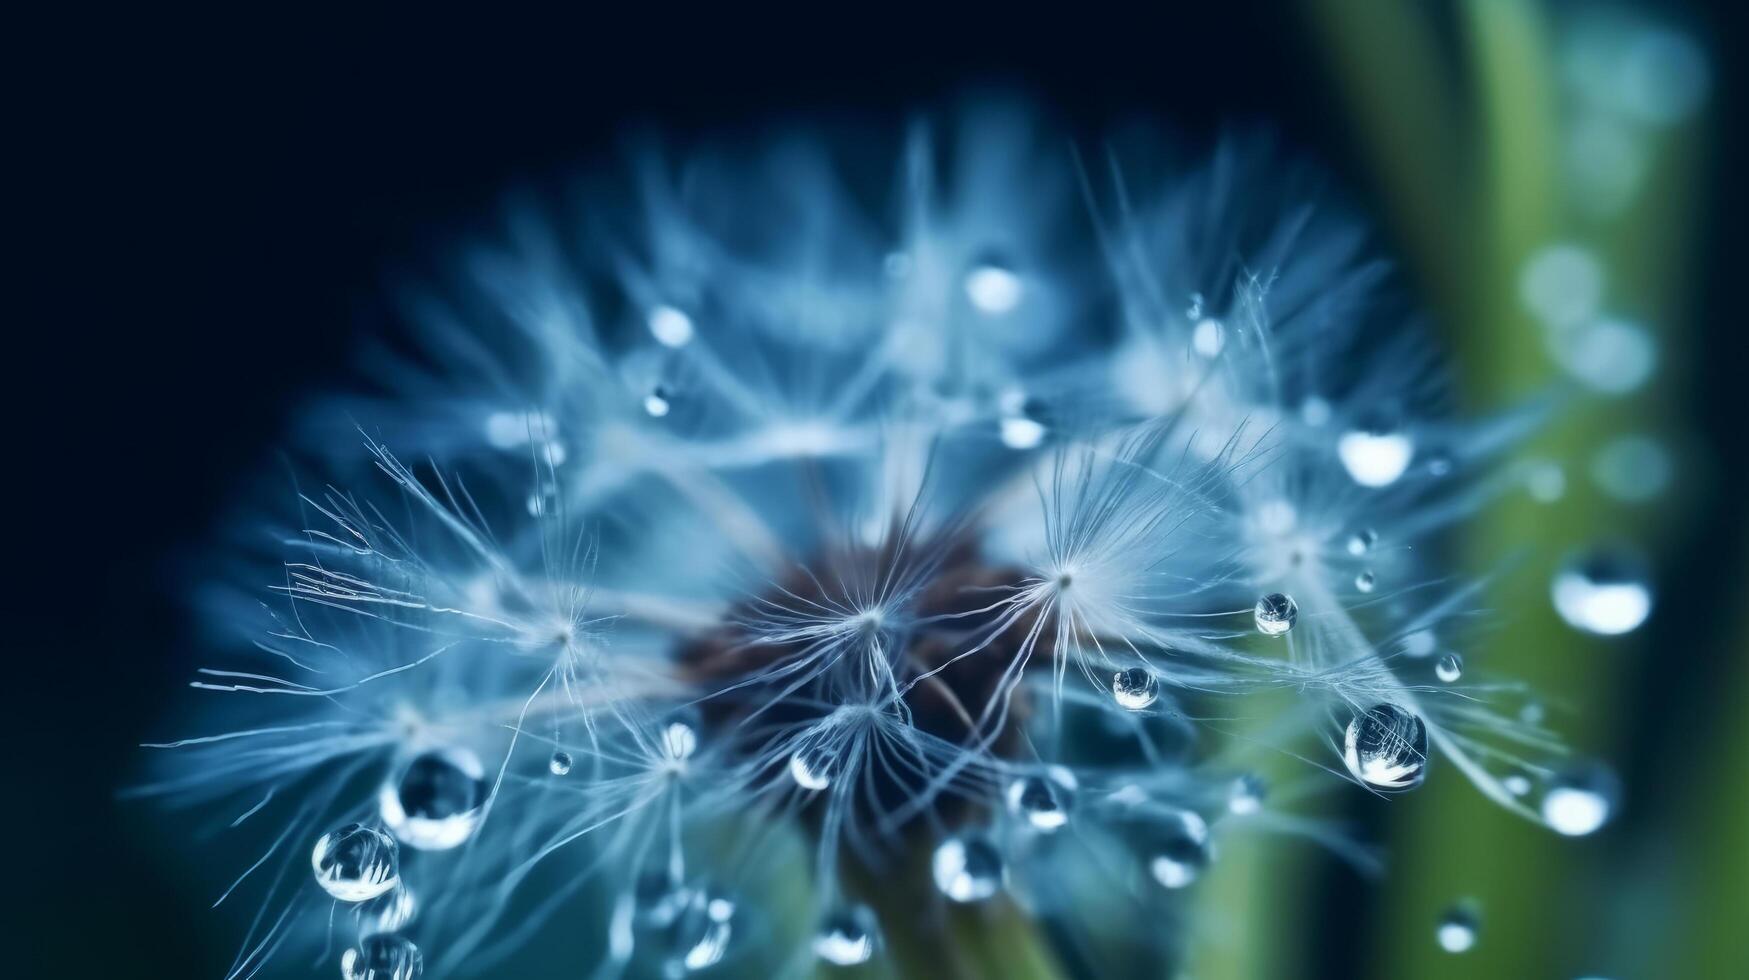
[138,100,1589,978]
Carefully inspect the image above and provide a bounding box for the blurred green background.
[21,1,1745,977]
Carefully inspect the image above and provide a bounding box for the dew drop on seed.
[355,884,417,937]
[1552,548,1653,636]
[644,386,672,418]
[1228,773,1266,815]
[1006,767,1077,833]
[1436,908,1478,953]
[379,747,486,851]
[789,741,834,791]
[1355,570,1376,594]
[664,888,735,973]
[1435,652,1464,683]
[661,721,699,762]
[964,261,1023,315]
[1346,529,1377,556]
[1148,810,1211,889]
[647,305,695,348]
[1111,667,1159,710]
[1254,593,1297,637]
[1503,773,1533,797]
[312,824,399,903]
[1337,423,1415,488]
[1342,704,1429,792]
[1541,766,1619,836]
[812,903,880,966]
[341,934,423,980]
[932,835,1004,903]
[548,751,573,776]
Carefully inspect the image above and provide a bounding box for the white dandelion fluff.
[138,100,1590,978]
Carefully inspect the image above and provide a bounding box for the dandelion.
[138,101,1596,978]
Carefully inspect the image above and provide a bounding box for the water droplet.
[1192,318,1225,358]
[999,415,1046,450]
[964,261,1023,315]
[342,934,423,980]
[1541,766,1619,836]
[1346,529,1378,556]
[1342,704,1429,792]
[312,824,400,903]
[1435,652,1464,683]
[1552,548,1653,636]
[1520,244,1604,328]
[1254,593,1297,637]
[1436,907,1479,953]
[1355,570,1376,594]
[932,834,1004,903]
[355,884,417,936]
[1006,766,1077,832]
[1338,425,1415,488]
[526,484,557,518]
[647,305,695,348]
[548,750,573,776]
[664,888,735,973]
[1148,810,1211,888]
[789,739,834,791]
[662,721,699,762]
[812,904,880,966]
[379,747,486,851]
[1228,773,1266,815]
[644,386,672,418]
[1111,667,1159,710]
[1503,773,1533,797]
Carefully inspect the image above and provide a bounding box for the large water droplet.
[1552,548,1653,636]
[1111,667,1159,710]
[548,750,573,776]
[1254,592,1298,637]
[1006,766,1077,833]
[355,884,417,937]
[812,904,880,966]
[999,415,1046,450]
[1342,704,1429,792]
[1436,907,1479,953]
[341,934,423,980]
[1338,425,1415,488]
[1148,810,1211,888]
[644,386,672,418]
[312,824,400,903]
[1541,766,1619,836]
[1355,570,1376,594]
[379,747,486,851]
[932,835,1004,903]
